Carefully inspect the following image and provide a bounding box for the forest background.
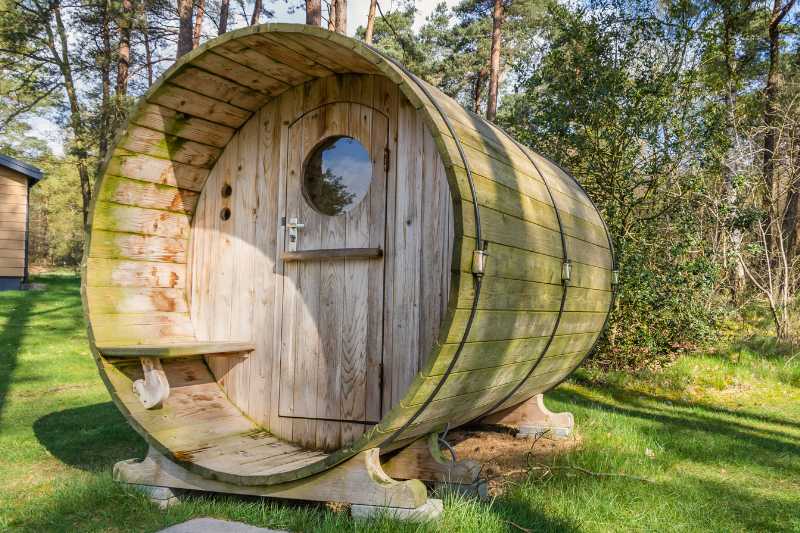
[1,0,799,370]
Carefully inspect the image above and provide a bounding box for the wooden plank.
[99,341,255,358]
[250,99,281,429]
[240,34,336,78]
[170,67,272,111]
[276,33,377,74]
[107,152,209,191]
[0,170,28,186]
[131,104,236,148]
[405,354,586,407]
[0,243,25,257]
[92,201,190,239]
[368,78,395,423]
[88,229,187,263]
[419,122,449,370]
[98,175,199,215]
[0,256,24,267]
[389,96,424,411]
[290,86,325,448]
[191,51,290,96]
[91,312,195,344]
[427,332,599,376]
[214,39,312,87]
[315,101,348,450]
[0,229,25,240]
[447,309,607,343]
[149,83,252,129]
[86,258,187,288]
[456,276,611,313]
[119,125,222,168]
[462,169,608,248]
[269,84,303,441]
[228,111,260,422]
[0,213,27,224]
[0,180,26,193]
[0,267,24,277]
[206,133,238,388]
[87,287,189,314]
[461,202,612,270]
[460,236,611,289]
[0,203,26,215]
[446,144,603,226]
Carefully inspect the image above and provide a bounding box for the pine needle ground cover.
[1,273,798,532]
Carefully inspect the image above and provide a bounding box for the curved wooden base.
[114,446,428,509]
[481,393,574,439]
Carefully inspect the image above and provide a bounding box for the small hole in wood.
[221,183,232,197]
[220,207,231,221]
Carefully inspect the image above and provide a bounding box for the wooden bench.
[98,341,255,409]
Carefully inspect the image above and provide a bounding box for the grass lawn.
[2,272,799,532]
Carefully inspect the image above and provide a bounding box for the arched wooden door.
[278,101,389,449]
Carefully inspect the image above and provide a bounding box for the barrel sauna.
[81,24,615,495]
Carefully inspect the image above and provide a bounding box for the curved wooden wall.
[82,23,613,484]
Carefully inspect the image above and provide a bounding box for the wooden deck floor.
[110,357,329,479]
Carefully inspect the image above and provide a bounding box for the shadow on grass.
[570,371,800,431]
[550,385,800,475]
[33,402,146,471]
[0,286,37,424]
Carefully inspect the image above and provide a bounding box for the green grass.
[1,273,799,532]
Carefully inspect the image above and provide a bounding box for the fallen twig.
[506,520,533,532]
[531,463,653,483]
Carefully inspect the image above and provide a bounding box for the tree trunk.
[250,0,262,25]
[219,0,229,34]
[176,0,194,58]
[328,0,335,31]
[306,0,321,25]
[193,0,204,46]
[473,68,486,114]
[763,0,796,199]
[334,0,346,33]
[116,0,132,96]
[486,0,503,121]
[99,0,112,160]
[49,1,92,224]
[137,0,154,84]
[364,0,377,44]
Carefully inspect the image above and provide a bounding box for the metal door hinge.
[384,147,390,173]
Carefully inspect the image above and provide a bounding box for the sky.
[27,0,459,156]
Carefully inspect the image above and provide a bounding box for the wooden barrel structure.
[81,24,615,490]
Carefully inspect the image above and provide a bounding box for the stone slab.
[351,498,443,522]
[157,518,288,533]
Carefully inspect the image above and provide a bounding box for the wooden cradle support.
[480,393,574,439]
[114,446,430,511]
[382,433,487,499]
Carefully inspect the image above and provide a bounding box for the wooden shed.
[0,155,42,291]
[83,24,616,508]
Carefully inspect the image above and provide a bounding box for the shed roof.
[0,154,43,183]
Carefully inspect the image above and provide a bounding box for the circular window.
[303,136,372,216]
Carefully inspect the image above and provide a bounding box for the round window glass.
[303,136,372,216]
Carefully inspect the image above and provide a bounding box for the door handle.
[286,218,305,252]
